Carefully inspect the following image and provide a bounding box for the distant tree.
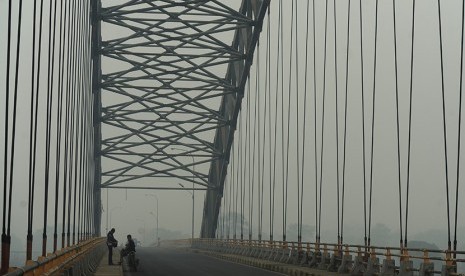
[406,240,441,269]
[371,223,396,246]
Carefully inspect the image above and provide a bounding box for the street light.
[148,212,158,246]
[178,183,194,241]
[145,194,159,246]
[109,206,122,228]
[171,147,195,240]
[105,189,109,233]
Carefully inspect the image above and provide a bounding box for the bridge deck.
[196,249,347,276]
[94,251,122,276]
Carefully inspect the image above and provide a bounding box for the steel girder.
[200,0,270,238]
[93,0,269,237]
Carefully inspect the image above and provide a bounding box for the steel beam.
[96,0,269,237]
[200,0,270,238]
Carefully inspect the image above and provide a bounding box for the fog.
[1,0,465,268]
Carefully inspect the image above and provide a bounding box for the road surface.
[124,247,284,276]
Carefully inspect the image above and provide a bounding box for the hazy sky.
[2,0,465,256]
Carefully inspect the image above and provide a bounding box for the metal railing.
[192,238,465,275]
[4,238,106,276]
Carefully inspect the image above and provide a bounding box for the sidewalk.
[94,250,123,276]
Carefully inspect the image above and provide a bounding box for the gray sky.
[1,0,465,258]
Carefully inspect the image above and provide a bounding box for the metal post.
[105,189,108,233]
[192,181,195,240]
[136,218,146,246]
[157,199,159,246]
[109,206,121,227]
[145,194,159,245]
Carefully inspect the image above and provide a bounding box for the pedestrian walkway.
[94,250,122,276]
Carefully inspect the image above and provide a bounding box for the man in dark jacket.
[106,228,118,265]
[119,234,136,263]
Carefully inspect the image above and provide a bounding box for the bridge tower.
[91,0,270,237]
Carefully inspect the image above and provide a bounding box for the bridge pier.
[317,248,330,270]
[337,253,352,274]
[365,256,380,276]
[350,255,365,274]
[398,260,413,276]
[380,259,396,275]
[441,264,456,276]
[418,262,434,276]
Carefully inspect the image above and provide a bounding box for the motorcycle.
[127,251,139,272]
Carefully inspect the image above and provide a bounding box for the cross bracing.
[95,0,270,236]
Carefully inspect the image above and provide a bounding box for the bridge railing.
[3,238,106,276]
[192,238,465,275]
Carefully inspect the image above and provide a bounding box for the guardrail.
[3,237,106,276]
[192,238,465,275]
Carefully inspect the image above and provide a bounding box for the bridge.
[1,0,465,275]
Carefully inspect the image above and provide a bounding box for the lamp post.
[178,183,194,241]
[105,189,109,233]
[109,206,122,228]
[171,147,195,240]
[145,194,159,245]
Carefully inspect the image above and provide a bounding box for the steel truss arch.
[93,0,270,237]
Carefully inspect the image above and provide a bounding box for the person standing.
[106,228,118,265]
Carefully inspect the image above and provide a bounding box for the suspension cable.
[294,0,301,243]
[280,0,286,242]
[341,0,352,245]
[404,0,416,248]
[77,0,86,243]
[42,0,59,255]
[454,0,465,256]
[367,0,380,248]
[62,0,73,249]
[239,103,244,240]
[26,0,39,261]
[246,74,251,240]
[392,0,403,248]
[227,149,232,238]
[333,0,341,246]
[283,0,294,242]
[68,0,81,247]
[7,0,25,259]
[437,0,452,250]
[251,43,260,240]
[53,0,68,253]
[266,6,274,242]
[318,0,330,241]
[221,174,227,238]
[359,0,368,250]
[312,0,318,242]
[271,1,282,241]
[2,1,13,251]
[242,75,251,240]
[231,141,239,239]
[259,9,270,242]
[257,39,262,240]
[300,0,311,245]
